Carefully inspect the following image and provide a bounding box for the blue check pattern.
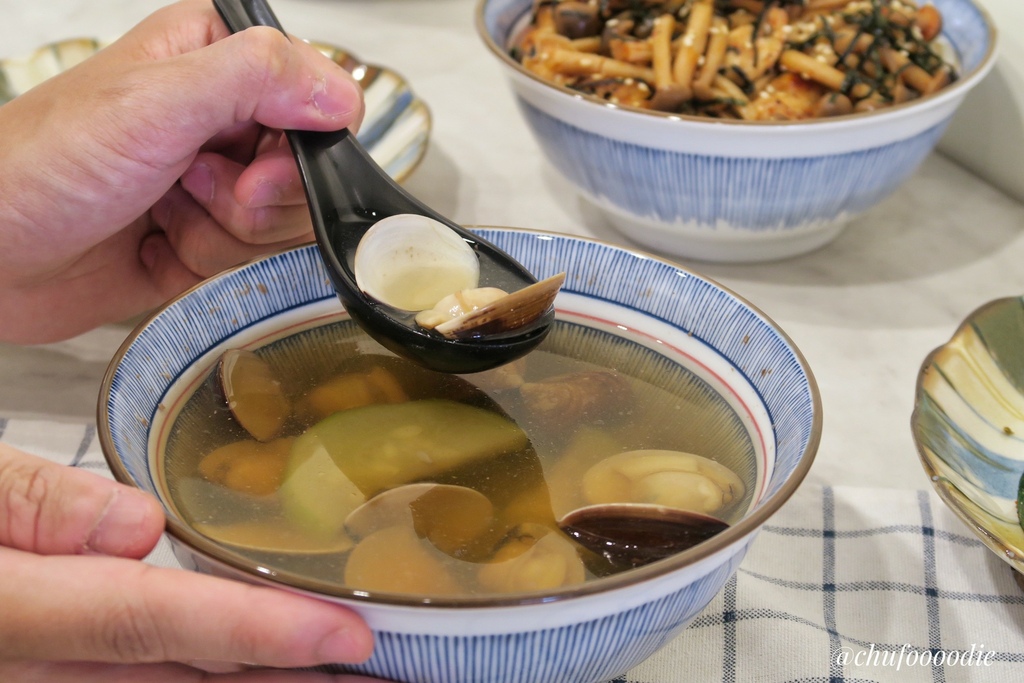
[6,416,1023,682]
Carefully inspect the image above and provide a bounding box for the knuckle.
[236,27,292,84]
[241,206,275,240]
[96,571,169,662]
[0,451,55,550]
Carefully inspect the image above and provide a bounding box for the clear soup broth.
[160,315,757,598]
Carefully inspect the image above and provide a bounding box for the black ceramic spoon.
[559,503,730,571]
[212,0,556,374]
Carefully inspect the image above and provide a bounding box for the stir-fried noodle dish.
[512,0,957,120]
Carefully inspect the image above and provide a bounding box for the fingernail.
[246,180,283,208]
[181,163,214,205]
[86,488,158,556]
[312,75,361,121]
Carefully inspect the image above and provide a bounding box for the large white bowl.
[99,229,821,682]
[477,0,997,263]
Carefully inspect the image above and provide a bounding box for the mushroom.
[552,1,601,39]
[519,369,632,426]
[214,348,291,442]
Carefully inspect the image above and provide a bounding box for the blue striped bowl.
[477,0,997,263]
[0,40,430,183]
[913,297,1024,574]
[99,229,821,682]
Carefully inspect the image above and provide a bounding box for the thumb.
[120,27,363,159]
[0,444,165,558]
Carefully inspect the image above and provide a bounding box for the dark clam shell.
[214,348,292,442]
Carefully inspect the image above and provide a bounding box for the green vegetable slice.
[280,399,529,536]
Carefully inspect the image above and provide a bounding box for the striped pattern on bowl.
[913,296,1024,573]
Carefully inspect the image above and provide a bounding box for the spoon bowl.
[213,0,556,373]
[559,503,730,572]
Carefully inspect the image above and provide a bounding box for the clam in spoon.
[213,0,562,374]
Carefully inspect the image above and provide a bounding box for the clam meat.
[582,449,745,517]
[477,523,586,593]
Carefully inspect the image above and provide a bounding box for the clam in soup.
[159,317,756,598]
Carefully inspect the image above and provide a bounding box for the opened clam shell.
[478,522,586,593]
[354,214,480,312]
[214,349,292,442]
[345,483,494,557]
[431,273,565,340]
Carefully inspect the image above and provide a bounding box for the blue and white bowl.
[98,229,821,683]
[476,0,997,263]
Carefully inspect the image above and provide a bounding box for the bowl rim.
[911,295,1024,573]
[98,227,823,609]
[474,0,998,131]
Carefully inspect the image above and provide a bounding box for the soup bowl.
[99,228,821,682]
[476,0,997,263]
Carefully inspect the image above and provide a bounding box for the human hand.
[0,443,389,682]
[0,0,364,343]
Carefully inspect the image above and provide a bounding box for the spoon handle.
[213,0,538,293]
[212,0,286,35]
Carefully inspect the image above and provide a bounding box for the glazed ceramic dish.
[913,297,1024,576]
[0,39,431,183]
[476,0,997,263]
[99,228,821,683]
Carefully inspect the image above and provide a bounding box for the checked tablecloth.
[4,416,1023,682]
